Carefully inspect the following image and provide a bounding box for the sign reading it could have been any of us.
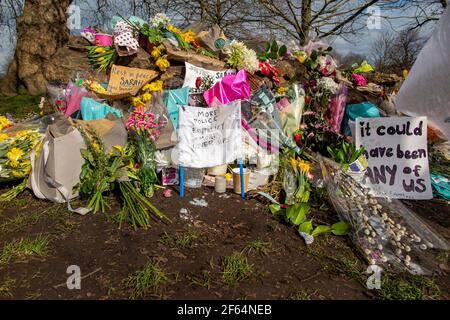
[356,116,433,200]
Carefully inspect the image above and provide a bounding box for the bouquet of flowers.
[0,129,42,182]
[76,125,168,229]
[87,46,118,71]
[126,109,167,197]
[224,40,259,73]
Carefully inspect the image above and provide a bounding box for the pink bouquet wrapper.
[203,70,251,106]
[326,83,348,133]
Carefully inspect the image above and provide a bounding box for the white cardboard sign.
[356,117,433,199]
[182,62,235,93]
[177,101,242,168]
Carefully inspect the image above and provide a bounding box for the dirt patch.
[0,185,448,300]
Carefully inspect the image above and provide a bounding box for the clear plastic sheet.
[318,155,449,275]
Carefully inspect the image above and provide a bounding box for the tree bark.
[0,0,71,96]
[300,0,312,43]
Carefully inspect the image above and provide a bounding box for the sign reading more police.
[356,116,433,199]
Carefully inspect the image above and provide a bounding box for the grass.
[160,229,200,249]
[125,263,168,299]
[378,275,441,300]
[222,252,253,286]
[190,271,212,289]
[245,240,272,255]
[0,235,51,264]
[0,92,41,120]
[289,290,313,300]
[0,211,42,233]
[0,278,15,297]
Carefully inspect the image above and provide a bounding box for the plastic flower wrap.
[126,110,167,197]
[225,40,259,73]
[317,55,337,76]
[319,155,449,275]
[0,129,42,182]
[150,13,171,29]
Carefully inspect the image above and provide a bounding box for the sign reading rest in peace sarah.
[108,65,158,95]
[355,117,433,199]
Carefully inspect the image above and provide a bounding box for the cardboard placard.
[183,62,235,93]
[356,117,433,199]
[107,65,158,96]
[177,101,242,168]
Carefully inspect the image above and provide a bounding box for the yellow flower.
[224,173,232,181]
[95,47,106,54]
[92,143,101,152]
[277,87,288,95]
[97,57,105,62]
[113,145,123,152]
[294,51,307,64]
[297,159,312,174]
[131,97,145,108]
[7,148,24,162]
[11,170,23,178]
[151,45,163,59]
[0,133,9,142]
[289,158,312,175]
[0,116,13,131]
[155,57,170,71]
[402,69,409,78]
[182,30,196,43]
[9,159,19,168]
[143,80,163,93]
[142,93,152,102]
[166,24,182,35]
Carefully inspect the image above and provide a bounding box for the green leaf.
[269,204,281,215]
[278,45,287,57]
[271,40,278,54]
[311,225,332,237]
[331,221,351,235]
[299,220,313,235]
[269,52,278,60]
[265,42,271,53]
[287,203,310,226]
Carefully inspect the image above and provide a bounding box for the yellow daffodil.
[151,45,163,59]
[0,133,9,142]
[11,170,23,178]
[9,159,19,168]
[155,57,170,71]
[7,148,24,162]
[182,30,196,43]
[92,143,101,153]
[290,158,312,175]
[95,47,106,54]
[0,116,13,131]
[224,173,232,181]
[97,57,105,62]
[277,87,288,95]
[294,51,307,64]
[131,97,145,108]
[402,69,409,78]
[113,145,123,152]
[142,93,152,102]
[166,24,182,35]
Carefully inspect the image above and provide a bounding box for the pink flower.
[352,74,367,87]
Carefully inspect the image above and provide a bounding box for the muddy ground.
[0,184,448,300]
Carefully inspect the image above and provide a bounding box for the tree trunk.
[0,0,71,96]
[300,0,312,44]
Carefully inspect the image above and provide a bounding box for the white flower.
[150,13,170,28]
[318,77,339,94]
[224,40,259,73]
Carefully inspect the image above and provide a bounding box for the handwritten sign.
[183,62,235,93]
[177,101,242,168]
[107,65,158,95]
[356,117,433,199]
